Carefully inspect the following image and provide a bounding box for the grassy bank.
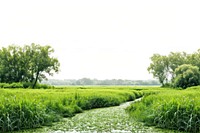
[126,87,200,132]
[0,86,145,132]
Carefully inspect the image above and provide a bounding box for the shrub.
[0,82,23,88]
[22,82,32,88]
[0,83,7,88]
[173,64,200,89]
[35,83,52,89]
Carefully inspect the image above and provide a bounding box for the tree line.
[42,78,160,86]
[0,44,60,88]
[148,49,200,89]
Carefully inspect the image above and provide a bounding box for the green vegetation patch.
[0,86,144,132]
[29,97,163,133]
[126,87,200,132]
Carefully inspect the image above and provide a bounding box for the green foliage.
[0,82,53,89]
[77,96,122,110]
[174,64,200,89]
[22,82,32,88]
[0,96,52,132]
[187,85,200,90]
[34,83,54,89]
[0,86,144,132]
[148,49,200,88]
[0,45,22,83]
[188,49,200,70]
[0,44,60,88]
[147,54,169,86]
[168,52,188,78]
[37,93,161,133]
[126,88,200,132]
[0,83,23,88]
[27,44,60,88]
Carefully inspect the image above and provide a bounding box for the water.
[16,99,175,133]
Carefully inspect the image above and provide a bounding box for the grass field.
[0,86,146,132]
[126,86,200,132]
[1,86,199,132]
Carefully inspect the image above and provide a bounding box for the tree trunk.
[32,70,39,89]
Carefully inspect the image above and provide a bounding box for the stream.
[19,98,174,133]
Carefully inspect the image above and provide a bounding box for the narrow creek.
[20,98,173,133]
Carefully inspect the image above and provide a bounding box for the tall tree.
[147,54,169,86]
[168,52,188,80]
[29,44,60,88]
[187,49,200,70]
[0,47,10,82]
[0,45,23,83]
[0,44,60,88]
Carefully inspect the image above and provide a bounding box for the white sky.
[0,0,200,80]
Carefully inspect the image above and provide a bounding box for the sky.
[0,0,200,80]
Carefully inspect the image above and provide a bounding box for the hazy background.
[0,0,200,80]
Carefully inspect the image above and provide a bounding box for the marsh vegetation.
[1,45,200,132]
[0,86,145,132]
[2,86,196,133]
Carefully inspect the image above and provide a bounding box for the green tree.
[0,47,10,82]
[187,49,200,70]
[28,43,60,88]
[168,52,188,80]
[173,64,200,89]
[19,45,33,82]
[147,54,169,86]
[0,45,23,83]
[0,44,60,88]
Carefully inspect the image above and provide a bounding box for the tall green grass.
[126,87,200,132]
[0,86,144,132]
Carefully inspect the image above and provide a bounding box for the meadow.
[126,86,200,132]
[0,86,145,132]
[0,86,200,132]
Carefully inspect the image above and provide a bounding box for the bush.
[0,82,23,88]
[173,64,200,89]
[35,83,53,89]
[22,82,32,88]
[0,83,7,88]
[0,82,53,89]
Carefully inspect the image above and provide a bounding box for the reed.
[126,88,200,132]
[0,86,144,132]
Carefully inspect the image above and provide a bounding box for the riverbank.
[20,98,173,133]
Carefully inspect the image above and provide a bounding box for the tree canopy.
[148,49,200,89]
[147,54,169,86]
[0,43,60,88]
[174,64,200,89]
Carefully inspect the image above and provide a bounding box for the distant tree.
[147,54,169,86]
[79,78,94,85]
[42,78,161,86]
[173,64,200,89]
